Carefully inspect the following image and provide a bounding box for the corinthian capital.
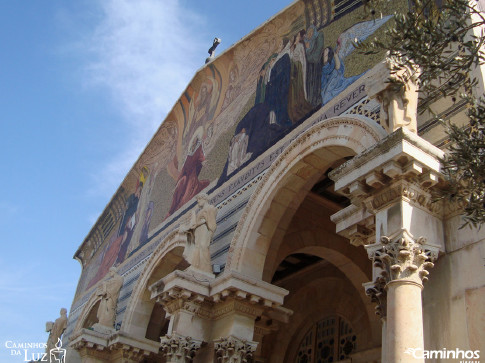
[364,277,387,319]
[160,334,203,363]
[366,231,439,286]
[214,336,257,363]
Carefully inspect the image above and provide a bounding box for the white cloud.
[84,0,208,197]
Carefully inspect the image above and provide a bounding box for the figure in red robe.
[167,142,209,216]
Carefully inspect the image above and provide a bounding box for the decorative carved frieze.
[214,336,257,363]
[363,179,443,217]
[366,232,439,286]
[160,334,203,363]
[212,299,264,320]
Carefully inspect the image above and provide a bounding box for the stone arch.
[225,115,385,279]
[121,230,187,337]
[72,292,103,335]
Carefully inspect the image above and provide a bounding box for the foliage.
[358,0,485,227]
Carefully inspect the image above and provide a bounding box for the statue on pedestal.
[96,267,123,328]
[182,194,217,275]
[45,308,68,353]
[367,56,420,134]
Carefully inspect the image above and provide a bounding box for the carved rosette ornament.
[367,233,439,286]
[214,336,257,363]
[160,334,203,363]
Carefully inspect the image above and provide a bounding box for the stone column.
[367,234,438,362]
[150,270,213,362]
[330,128,445,363]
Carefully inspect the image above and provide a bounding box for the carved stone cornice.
[330,128,446,249]
[70,328,160,361]
[330,204,375,246]
[363,179,443,218]
[69,328,110,352]
[366,231,439,286]
[212,299,265,320]
[109,342,154,361]
[150,270,291,323]
[329,128,443,194]
[214,336,257,363]
[160,334,203,363]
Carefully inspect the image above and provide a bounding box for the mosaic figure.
[321,16,392,106]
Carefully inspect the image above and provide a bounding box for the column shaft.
[387,280,424,363]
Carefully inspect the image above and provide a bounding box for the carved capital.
[364,277,387,319]
[366,231,439,286]
[160,334,203,363]
[214,336,257,363]
[156,288,212,319]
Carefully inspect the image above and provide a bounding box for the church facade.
[59,0,485,362]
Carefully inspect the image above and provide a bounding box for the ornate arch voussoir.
[72,292,103,337]
[224,115,384,276]
[120,230,187,332]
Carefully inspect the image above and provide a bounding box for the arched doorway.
[223,116,386,362]
[259,193,380,362]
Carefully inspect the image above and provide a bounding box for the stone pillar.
[150,269,291,363]
[151,270,213,362]
[330,128,445,363]
[367,234,438,362]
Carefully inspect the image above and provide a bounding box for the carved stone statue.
[182,194,217,275]
[205,38,221,64]
[96,267,123,328]
[367,56,420,134]
[46,308,68,353]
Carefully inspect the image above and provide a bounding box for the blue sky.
[0,0,292,361]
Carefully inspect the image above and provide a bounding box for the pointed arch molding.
[224,115,386,277]
[121,230,186,335]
